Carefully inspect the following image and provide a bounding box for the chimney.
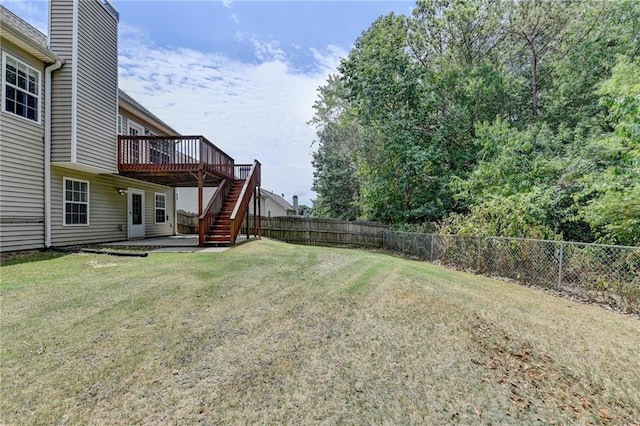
[292,195,299,216]
[49,0,119,171]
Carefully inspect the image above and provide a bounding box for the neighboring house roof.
[118,89,181,136]
[0,5,62,64]
[261,189,294,212]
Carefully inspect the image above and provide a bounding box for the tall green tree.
[575,57,640,245]
[309,0,640,245]
[339,13,447,223]
[310,75,362,220]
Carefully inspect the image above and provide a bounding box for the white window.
[64,178,90,226]
[155,193,166,223]
[117,114,123,134]
[128,122,142,135]
[2,53,41,123]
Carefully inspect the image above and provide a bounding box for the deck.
[117,135,241,187]
[117,134,261,246]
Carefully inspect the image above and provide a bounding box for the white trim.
[47,0,52,49]
[154,192,167,224]
[1,52,43,125]
[70,0,79,163]
[62,177,90,226]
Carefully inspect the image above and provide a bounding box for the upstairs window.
[2,53,40,123]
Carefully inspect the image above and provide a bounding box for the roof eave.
[118,89,181,136]
[0,23,62,64]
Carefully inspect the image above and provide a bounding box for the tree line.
[310,0,639,245]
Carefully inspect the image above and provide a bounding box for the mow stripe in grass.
[1,239,639,424]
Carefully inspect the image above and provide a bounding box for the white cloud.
[0,0,48,34]
[118,33,346,206]
[221,0,232,8]
[249,38,286,62]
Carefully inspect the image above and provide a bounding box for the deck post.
[246,204,250,240]
[258,186,262,239]
[252,187,258,237]
[198,168,204,246]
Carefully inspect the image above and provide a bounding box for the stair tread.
[200,176,257,246]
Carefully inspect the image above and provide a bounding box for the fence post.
[430,234,434,261]
[402,232,406,255]
[557,241,564,290]
[476,237,481,272]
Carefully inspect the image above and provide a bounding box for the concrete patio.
[101,234,258,252]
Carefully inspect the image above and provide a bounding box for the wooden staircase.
[204,180,245,246]
[198,160,261,247]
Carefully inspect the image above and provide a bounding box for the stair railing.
[199,179,230,246]
[229,160,261,245]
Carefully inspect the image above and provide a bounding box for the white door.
[128,188,145,239]
[128,122,145,163]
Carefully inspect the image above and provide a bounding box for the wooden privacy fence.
[249,216,389,247]
[177,210,198,234]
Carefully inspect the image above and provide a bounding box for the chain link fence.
[383,231,640,314]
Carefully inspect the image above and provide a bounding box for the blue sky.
[2,0,414,205]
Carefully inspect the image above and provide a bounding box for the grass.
[1,239,639,424]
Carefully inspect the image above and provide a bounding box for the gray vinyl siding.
[0,43,46,252]
[50,167,174,247]
[49,0,118,170]
[74,0,118,171]
[118,111,171,137]
[49,0,73,163]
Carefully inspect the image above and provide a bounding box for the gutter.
[44,59,63,248]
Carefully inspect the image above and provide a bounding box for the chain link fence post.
[429,234,434,261]
[557,241,564,290]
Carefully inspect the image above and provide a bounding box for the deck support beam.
[198,168,204,246]
[245,203,250,240]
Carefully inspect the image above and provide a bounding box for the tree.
[310,75,362,220]
[575,57,640,245]
[505,0,576,118]
[309,0,639,244]
[339,13,446,223]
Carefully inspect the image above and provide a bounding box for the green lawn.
[1,239,639,424]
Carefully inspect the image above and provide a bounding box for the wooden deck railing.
[229,160,261,245]
[118,135,234,180]
[199,179,230,246]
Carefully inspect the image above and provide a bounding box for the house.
[249,189,297,217]
[0,1,260,252]
[175,187,217,215]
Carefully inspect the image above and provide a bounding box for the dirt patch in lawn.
[468,313,639,424]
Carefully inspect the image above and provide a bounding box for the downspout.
[44,60,63,248]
